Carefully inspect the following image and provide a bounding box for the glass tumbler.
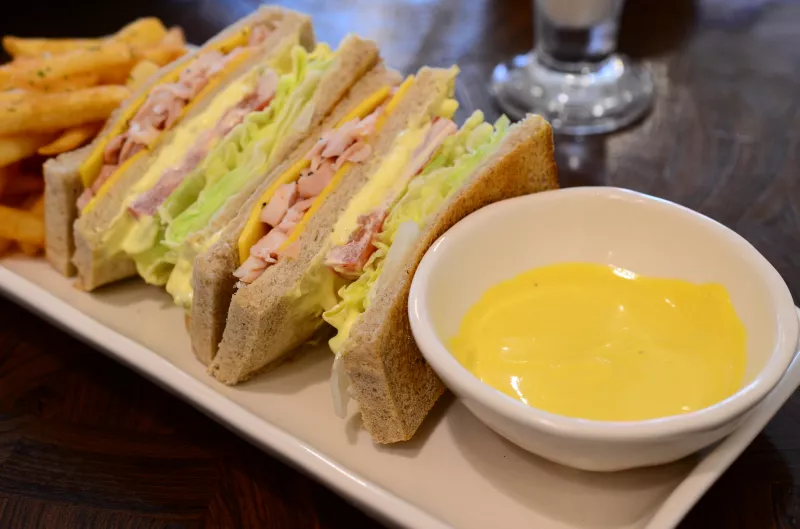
[491,0,655,135]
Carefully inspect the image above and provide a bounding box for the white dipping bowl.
[408,187,798,472]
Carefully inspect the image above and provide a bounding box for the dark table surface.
[2,0,799,527]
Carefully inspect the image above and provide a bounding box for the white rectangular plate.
[2,256,799,529]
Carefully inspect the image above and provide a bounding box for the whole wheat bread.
[207,67,458,382]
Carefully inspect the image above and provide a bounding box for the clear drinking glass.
[491,0,654,135]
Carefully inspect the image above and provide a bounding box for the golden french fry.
[126,60,160,91]
[0,41,132,91]
[2,18,166,59]
[2,35,102,58]
[38,72,100,92]
[29,194,45,217]
[38,122,102,156]
[18,194,44,256]
[0,85,130,135]
[0,205,44,245]
[161,27,186,48]
[132,43,187,67]
[115,18,168,47]
[0,133,56,166]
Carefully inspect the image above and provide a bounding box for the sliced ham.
[233,255,270,283]
[250,228,288,260]
[298,160,334,198]
[80,32,271,211]
[249,24,272,47]
[236,104,386,285]
[324,117,457,275]
[127,70,279,218]
[260,182,298,227]
[324,209,387,277]
[333,141,371,170]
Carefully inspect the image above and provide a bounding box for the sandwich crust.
[343,114,558,443]
[43,145,92,276]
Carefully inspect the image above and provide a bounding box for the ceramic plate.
[2,256,798,529]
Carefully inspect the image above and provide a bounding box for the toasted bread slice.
[43,6,313,280]
[206,67,457,382]
[343,114,558,443]
[43,145,92,276]
[190,63,403,365]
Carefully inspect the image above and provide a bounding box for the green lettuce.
[124,43,335,290]
[324,111,511,354]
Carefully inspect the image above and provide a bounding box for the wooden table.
[1,0,798,526]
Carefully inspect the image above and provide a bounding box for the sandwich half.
[44,6,313,280]
[206,67,558,443]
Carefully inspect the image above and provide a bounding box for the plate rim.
[2,262,799,529]
[0,265,450,529]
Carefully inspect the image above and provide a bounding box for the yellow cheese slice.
[81,150,148,215]
[335,86,391,128]
[277,161,351,253]
[236,82,405,264]
[79,26,254,188]
[237,157,311,264]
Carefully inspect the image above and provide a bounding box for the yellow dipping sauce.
[449,263,747,421]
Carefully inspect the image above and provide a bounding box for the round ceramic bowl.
[408,187,798,472]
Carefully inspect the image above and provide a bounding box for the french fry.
[18,194,45,256]
[29,194,45,217]
[0,85,130,135]
[0,205,44,245]
[0,133,56,166]
[126,60,160,91]
[2,36,102,58]
[0,41,132,91]
[37,72,100,92]
[2,18,166,59]
[38,122,102,156]
[132,43,186,67]
[115,18,168,47]
[161,27,186,48]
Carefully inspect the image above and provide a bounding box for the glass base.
[491,52,655,135]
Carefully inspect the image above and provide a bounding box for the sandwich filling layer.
[321,110,510,415]
[232,86,395,285]
[78,23,274,212]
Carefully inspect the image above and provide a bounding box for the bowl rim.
[408,186,799,441]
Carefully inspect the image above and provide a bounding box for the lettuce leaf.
[125,44,334,291]
[324,111,511,354]
[164,44,334,248]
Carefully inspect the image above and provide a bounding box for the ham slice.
[127,69,279,218]
[298,160,334,198]
[236,105,387,285]
[79,28,272,211]
[324,117,457,275]
[233,255,270,283]
[260,182,298,227]
[250,228,288,261]
[324,210,387,277]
